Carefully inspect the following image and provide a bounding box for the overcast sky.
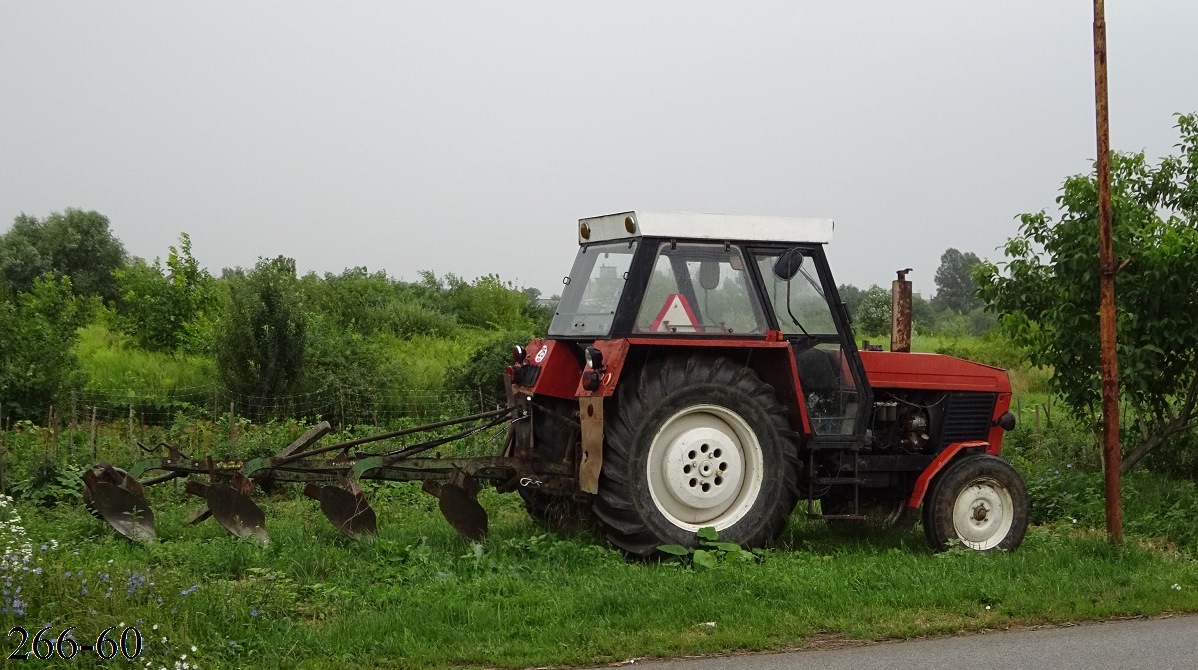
[2,2,1195,297]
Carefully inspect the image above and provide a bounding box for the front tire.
[594,355,800,556]
[924,455,1029,552]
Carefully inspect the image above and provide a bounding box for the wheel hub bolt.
[972,503,989,522]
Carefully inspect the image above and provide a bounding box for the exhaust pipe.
[891,268,913,353]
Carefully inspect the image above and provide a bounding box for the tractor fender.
[573,339,809,495]
[577,339,808,433]
[907,440,990,509]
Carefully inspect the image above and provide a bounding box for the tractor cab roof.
[578,211,834,246]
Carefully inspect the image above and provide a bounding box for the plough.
[83,403,575,544]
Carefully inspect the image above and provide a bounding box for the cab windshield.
[548,240,638,337]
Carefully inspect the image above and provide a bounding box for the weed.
[659,527,764,570]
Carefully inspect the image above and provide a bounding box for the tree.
[853,284,891,336]
[446,330,536,402]
[214,257,307,414]
[976,112,1198,473]
[112,233,218,352]
[0,209,127,302]
[932,248,983,313]
[0,275,89,420]
[838,283,865,317]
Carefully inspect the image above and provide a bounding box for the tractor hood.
[858,350,1012,394]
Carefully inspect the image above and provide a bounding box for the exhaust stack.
[891,268,913,353]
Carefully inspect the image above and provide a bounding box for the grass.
[6,482,1198,670]
[75,324,218,397]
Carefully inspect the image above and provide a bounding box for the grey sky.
[2,2,1195,298]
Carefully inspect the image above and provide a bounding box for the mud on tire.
[593,355,800,556]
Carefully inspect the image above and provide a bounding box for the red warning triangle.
[649,294,700,332]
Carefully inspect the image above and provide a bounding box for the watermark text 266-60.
[8,625,143,661]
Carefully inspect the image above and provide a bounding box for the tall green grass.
[9,491,1198,670]
[75,324,217,397]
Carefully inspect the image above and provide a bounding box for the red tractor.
[84,210,1027,556]
[506,211,1026,555]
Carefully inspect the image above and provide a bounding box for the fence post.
[89,407,98,461]
[229,401,238,446]
[128,406,135,457]
[70,391,78,455]
[1035,404,1041,451]
[47,405,56,456]
[0,405,5,494]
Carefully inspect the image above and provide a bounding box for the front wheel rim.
[645,404,765,531]
[951,477,1014,550]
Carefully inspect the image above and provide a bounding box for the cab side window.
[634,243,764,335]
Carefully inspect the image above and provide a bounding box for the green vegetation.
[977,112,1198,473]
[4,486,1196,669]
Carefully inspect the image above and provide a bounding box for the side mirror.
[773,249,804,280]
[698,260,721,290]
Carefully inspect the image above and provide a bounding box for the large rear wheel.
[594,355,800,556]
[924,455,1029,552]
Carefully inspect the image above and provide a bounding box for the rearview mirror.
[698,260,721,290]
[772,249,804,280]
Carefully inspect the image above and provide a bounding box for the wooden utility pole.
[1093,0,1122,544]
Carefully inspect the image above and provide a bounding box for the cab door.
[749,246,873,444]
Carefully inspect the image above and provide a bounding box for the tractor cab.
[548,211,870,442]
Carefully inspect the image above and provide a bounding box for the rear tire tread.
[595,355,800,556]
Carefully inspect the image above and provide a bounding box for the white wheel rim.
[645,404,764,531]
[951,477,1014,550]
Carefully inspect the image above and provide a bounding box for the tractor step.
[807,443,863,452]
[815,477,866,486]
[808,513,867,521]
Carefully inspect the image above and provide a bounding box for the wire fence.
[0,382,507,434]
[0,382,510,492]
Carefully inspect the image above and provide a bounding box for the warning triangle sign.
[650,294,700,333]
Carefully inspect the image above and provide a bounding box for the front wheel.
[594,355,800,556]
[924,455,1029,552]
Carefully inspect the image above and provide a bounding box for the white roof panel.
[578,211,834,245]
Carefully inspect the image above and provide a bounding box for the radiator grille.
[939,393,997,447]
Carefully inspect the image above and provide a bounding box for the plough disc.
[423,469,488,542]
[205,475,269,544]
[82,465,156,543]
[304,482,377,540]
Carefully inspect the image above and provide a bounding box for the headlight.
[511,345,526,363]
[584,346,604,370]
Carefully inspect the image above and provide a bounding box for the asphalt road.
[633,616,1198,670]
